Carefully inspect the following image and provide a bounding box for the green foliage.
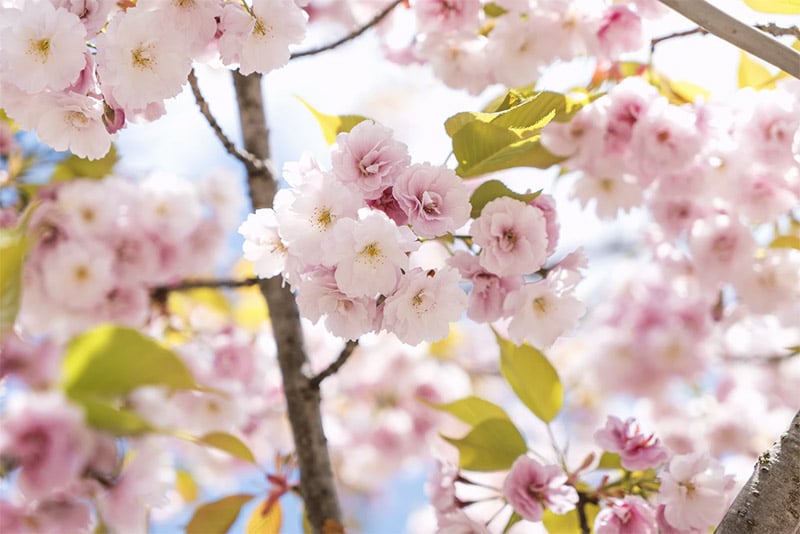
[194,432,257,464]
[51,145,118,182]
[297,97,371,145]
[502,512,522,533]
[62,325,204,435]
[424,395,513,426]
[446,91,588,177]
[469,179,540,218]
[442,418,527,471]
[770,235,800,250]
[245,500,282,534]
[597,452,623,470]
[495,333,563,423]
[483,3,507,17]
[0,204,36,345]
[743,0,800,13]
[185,494,255,534]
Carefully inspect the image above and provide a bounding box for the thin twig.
[755,23,800,40]
[310,340,359,389]
[187,69,266,172]
[150,277,261,303]
[290,0,405,59]
[650,26,709,52]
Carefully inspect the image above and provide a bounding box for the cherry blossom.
[238,209,289,279]
[594,496,657,534]
[594,416,669,471]
[503,455,578,522]
[393,163,470,238]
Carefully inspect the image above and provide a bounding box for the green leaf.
[62,325,199,398]
[738,51,776,89]
[424,396,513,426]
[196,432,257,464]
[542,503,599,534]
[447,91,584,177]
[442,418,527,471]
[297,97,371,145]
[185,494,255,534]
[597,452,622,470]
[51,145,118,180]
[0,205,37,344]
[495,333,563,423]
[78,397,155,436]
[743,0,800,13]
[469,180,541,218]
[503,512,523,534]
[483,2,507,17]
[245,500,282,534]
[769,235,800,250]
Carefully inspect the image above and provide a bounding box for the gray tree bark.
[716,409,800,533]
[232,71,343,533]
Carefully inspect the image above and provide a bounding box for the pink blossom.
[0,2,87,93]
[448,251,522,323]
[0,393,92,499]
[426,460,459,519]
[595,5,644,58]
[323,213,418,298]
[688,213,756,285]
[416,34,492,95]
[657,452,735,532]
[472,197,549,277]
[382,266,467,345]
[630,99,703,176]
[541,103,607,161]
[530,194,560,255]
[366,187,409,226]
[415,0,481,33]
[52,0,115,35]
[96,8,192,112]
[503,455,578,522]
[734,88,799,169]
[238,208,289,279]
[504,278,586,348]
[138,0,220,53]
[393,163,470,238]
[40,239,116,312]
[331,121,410,200]
[438,509,491,534]
[486,14,559,88]
[0,333,61,388]
[604,77,658,155]
[0,498,92,534]
[735,249,800,315]
[594,416,669,471]
[35,93,111,160]
[594,496,657,534]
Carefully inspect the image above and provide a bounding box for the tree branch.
[716,409,800,533]
[150,277,261,305]
[290,0,405,59]
[187,69,267,172]
[656,0,800,78]
[231,71,343,533]
[755,23,800,40]
[650,27,709,52]
[310,340,359,389]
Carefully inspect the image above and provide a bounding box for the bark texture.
[657,0,800,78]
[716,409,800,534]
[232,71,343,532]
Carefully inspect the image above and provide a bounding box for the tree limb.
[716,409,800,533]
[755,23,800,40]
[232,71,343,532]
[290,0,405,59]
[656,0,800,78]
[310,340,359,389]
[650,27,709,52]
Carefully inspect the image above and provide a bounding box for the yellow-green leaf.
[770,235,800,250]
[597,451,623,470]
[77,397,155,436]
[0,204,37,344]
[297,97,371,145]
[503,512,522,533]
[542,503,599,533]
[62,325,199,397]
[177,470,199,502]
[424,396,512,426]
[186,494,254,534]
[51,145,118,180]
[496,333,563,423]
[245,500,282,534]
[196,432,257,464]
[469,180,541,218]
[743,0,800,13]
[738,51,776,89]
[442,418,527,471]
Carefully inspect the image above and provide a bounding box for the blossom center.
[533,297,547,313]
[74,265,90,282]
[253,17,272,38]
[27,38,51,63]
[500,228,517,251]
[131,45,156,70]
[358,242,384,265]
[65,111,90,129]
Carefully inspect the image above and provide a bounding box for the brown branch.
[755,23,800,40]
[150,277,261,305]
[310,340,359,389]
[650,27,709,52]
[656,0,800,78]
[232,71,343,533]
[187,69,266,172]
[290,0,405,59]
[716,409,800,533]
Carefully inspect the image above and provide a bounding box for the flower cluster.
[240,120,586,346]
[400,0,657,94]
[13,170,240,339]
[0,0,308,159]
